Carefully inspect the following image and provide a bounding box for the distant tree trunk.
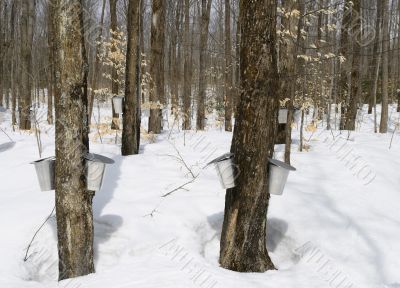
[88,0,106,125]
[219,0,279,272]
[47,2,55,125]
[338,0,351,130]
[170,0,181,114]
[122,0,140,155]
[280,0,302,164]
[148,0,166,134]
[224,0,233,132]
[234,16,240,114]
[182,0,191,130]
[397,0,400,113]
[0,0,3,108]
[344,0,361,131]
[52,0,93,281]
[196,0,212,130]
[19,0,35,130]
[368,1,383,116]
[380,0,390,133]
[110,0,120,130]
[10,0,17,126]
[140,0,145,104]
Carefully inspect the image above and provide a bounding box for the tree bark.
[0,0,3,108]
[19,0,35,130]
[196,0,212,130]
[224,0,233,132]
[338,0,351,130]
[88,0,106,125]
[344,0,361,131]
[170,0,181,114]
[182,0,191,130]
[219,0,279,273]
[380,0,390,133]
[110,0,120,130]
[10,0,17,126]
[368,0,383,116]
[47,1,55,125]
[280,0,302,163]
[52,0,94,280]
[122,0,141,155]
[148,0,166,134]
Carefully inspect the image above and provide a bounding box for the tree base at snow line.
[111,101,120,130]
[149,108,162,134]
[56,192,95,280]
[276,124,287,144]
[219,0,278,273]
[220,188,276,272]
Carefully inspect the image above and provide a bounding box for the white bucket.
[278,109,288,124]
[268,159,296,195]
[85,153,115,191]
[208,153,236,189]
[112,96,124,114]
[31,157,56,191]
[293,109,301,123]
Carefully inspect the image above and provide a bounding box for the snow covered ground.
[0,104,400,288]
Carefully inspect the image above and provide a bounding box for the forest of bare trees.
[0,0,400,285]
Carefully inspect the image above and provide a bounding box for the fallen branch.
[24,206,55,262]
[161,177,198,198]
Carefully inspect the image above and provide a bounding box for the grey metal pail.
[268,159,296,195]
[85,153,115,191]
[208,153,236,189]
[31,157,56,191]
[112,96,124,114]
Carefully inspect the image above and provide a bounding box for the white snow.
[0,104,399,288]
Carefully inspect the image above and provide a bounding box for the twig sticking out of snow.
[161,176,199,198]
[0,126,14,142]
[23,206,55,262]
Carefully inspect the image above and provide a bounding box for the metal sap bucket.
[293,109,301,123]
[268,159,296,195]
[208,153,236,189]
[278,109,288,124]
[112,96,124,114]
[31,157,56,191]
[85,153,115,191]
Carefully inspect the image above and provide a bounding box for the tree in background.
[148,0,166,134]
[380,0,390,133]
[122,0,141,155]
[224,0,233,132]
[196,0,212,130]
[19,0,36,130]
[110,0,120,130]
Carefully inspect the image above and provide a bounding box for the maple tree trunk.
[110,0,120,130]
[224,0,233,132]
[122,0,141,155]
[380,0,390,133]
[196,0,212,130]
[182,0,191,130]
[219,0,278,273]
[88,0,106,125]
[19,0,35,130]
[344,0,361,131]
[52,0,94,280]
[148,0,165,134]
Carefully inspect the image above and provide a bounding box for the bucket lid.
[85,153,115,164]
[30,156,56,164]
[207,153,234,166]
[269,159,296,171]
[112,96,124,100]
